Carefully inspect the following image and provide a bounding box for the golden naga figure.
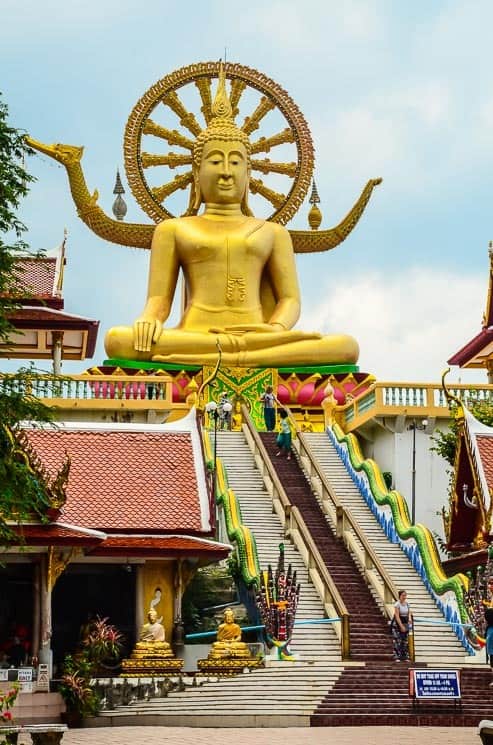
[26,61,381,368]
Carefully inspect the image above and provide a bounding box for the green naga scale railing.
[329,421,474,653]
[202,428,261,587]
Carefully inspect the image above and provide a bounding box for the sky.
[1,0,492,382]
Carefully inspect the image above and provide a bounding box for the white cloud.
[300,268,487,381]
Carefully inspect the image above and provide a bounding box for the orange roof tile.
[477,435,493,493]
[89,535,229,558]
[25,428,207,533]
[9,257,57,299]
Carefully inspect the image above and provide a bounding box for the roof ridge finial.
[211,60,233,121]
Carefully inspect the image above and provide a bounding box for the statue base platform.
[120,643,183,677]
[120,657,184,677]
[197,656,263,676]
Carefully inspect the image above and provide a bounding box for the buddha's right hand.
[133,318,162,352]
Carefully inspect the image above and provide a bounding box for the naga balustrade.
[240,405,351,660]
[0,372,181,413]
[339,381,493,433]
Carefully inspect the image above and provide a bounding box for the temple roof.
[7,255,64,310]
[448,409,493,551]
[448,244,493,369]
[24,416,211,535]
[1,237,100,363]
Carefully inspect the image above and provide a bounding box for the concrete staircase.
[260,432,395,663]
[92,430,345,726]
[303,432,468,666]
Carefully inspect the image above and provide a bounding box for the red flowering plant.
[81,616,123,667]
[0,683,19,723]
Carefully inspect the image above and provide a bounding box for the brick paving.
[18,726,480,745]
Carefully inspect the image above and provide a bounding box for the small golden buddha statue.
[209,608,250,658]
[121,609,183,676]
[104,66,358,369]
[231,400,243,431]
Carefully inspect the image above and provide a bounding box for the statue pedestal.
[120,642,183,677]
[197,644,263,677]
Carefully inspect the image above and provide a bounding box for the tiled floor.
[18,725,480,745]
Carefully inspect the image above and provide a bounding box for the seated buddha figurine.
[121,608,183,675]
[105,67,359,369]
[131,609,173,660]
[209,607,251,659]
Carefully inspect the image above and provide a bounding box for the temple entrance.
[52,563,136,672]
[0,563,34,666]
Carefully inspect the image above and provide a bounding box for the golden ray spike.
[161,91,202,137]
[251,158,297,177]
[230,78,247,118]
[151,172,193,203]
[250,128,295,154]
[249,177,285,209]
[195,77,213,125]
[242,96,276,135]
[141,152,193,169]
[142,119,194,150]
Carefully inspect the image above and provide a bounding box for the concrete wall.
[360,420,451,549]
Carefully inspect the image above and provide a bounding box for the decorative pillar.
[32,562,41,660]
[172,559,185,647]
[52,331,63,376]
[135,565,144,641]
[39,554,53,676]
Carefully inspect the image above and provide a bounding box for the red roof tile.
[9,258,57,298]
[89,535,229,558]
[476,435,493,493]
[25,428,207,533]
[15,524,105,546]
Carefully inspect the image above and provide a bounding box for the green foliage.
[0,94,58,547]
[431,398,493,466]
[182,564,237,635]
[0,92,35,344]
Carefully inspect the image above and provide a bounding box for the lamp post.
[205,401,219,500]
[407,419,427,525]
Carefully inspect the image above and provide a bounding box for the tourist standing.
[391,590,413,661]
[275,409,292,460]
[260,385,277,431]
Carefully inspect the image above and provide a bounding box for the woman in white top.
[391,590,413,661]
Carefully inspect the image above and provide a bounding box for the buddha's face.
[148,609,158,623]
[198,140,249,205]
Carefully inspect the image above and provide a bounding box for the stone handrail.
[339,381,493,431]
[0,372,176,409]
[294,431,400,622]
[240,405,351,659]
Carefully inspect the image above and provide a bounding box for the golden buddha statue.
[121,608,183,676]
[209,607,250,658]
[104,67,359,369]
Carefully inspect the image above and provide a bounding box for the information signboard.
[410,669,461,699]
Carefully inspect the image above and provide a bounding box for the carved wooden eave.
[7,426,70,520]
[448,409,493,551]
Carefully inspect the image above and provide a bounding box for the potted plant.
[58,654,99,727]
[58,617,123,726]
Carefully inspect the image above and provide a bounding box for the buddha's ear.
[241,168,253,217]
[184,164,201,216]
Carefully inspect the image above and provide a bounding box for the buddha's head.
[223,607,235,624]
[188,65,252,215]
[148,608,158,623]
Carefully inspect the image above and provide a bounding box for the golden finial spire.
[211,60,233,120]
